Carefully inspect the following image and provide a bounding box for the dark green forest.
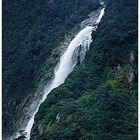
[3,0,138,139]
[31,0,138,139]
[3,0,99,136]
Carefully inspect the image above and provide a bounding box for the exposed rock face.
[127,51,137,85]
[56,113,60,123]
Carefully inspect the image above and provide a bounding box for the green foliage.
[3,0,138,139]
[3,0,100,135]
[31,0,138,139]
[32,79,137,139]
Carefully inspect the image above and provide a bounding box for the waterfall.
[13,3,105,140]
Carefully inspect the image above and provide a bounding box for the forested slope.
[3,0,99,137]
[31,0,138,139]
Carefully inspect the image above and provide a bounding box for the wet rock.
[56,113,60,123]
[127,51,136,83]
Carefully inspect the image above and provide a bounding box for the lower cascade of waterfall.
[13,2,105,140]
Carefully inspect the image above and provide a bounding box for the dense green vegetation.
[31,0,138,139]
[3,0,100,137]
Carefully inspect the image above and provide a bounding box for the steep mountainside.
[3,0,100,138]
[31,0,138,139]
[3,0,138,140]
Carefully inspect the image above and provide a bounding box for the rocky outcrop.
[127,51,137,83]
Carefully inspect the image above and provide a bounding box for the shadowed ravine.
[12,2,105,140]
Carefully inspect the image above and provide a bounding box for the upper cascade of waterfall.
[12,3,105,140]
[52,26,93,88]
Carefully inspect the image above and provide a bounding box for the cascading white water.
[51,26,93,88]
[24,26,94,140]
[13,3,105,140]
